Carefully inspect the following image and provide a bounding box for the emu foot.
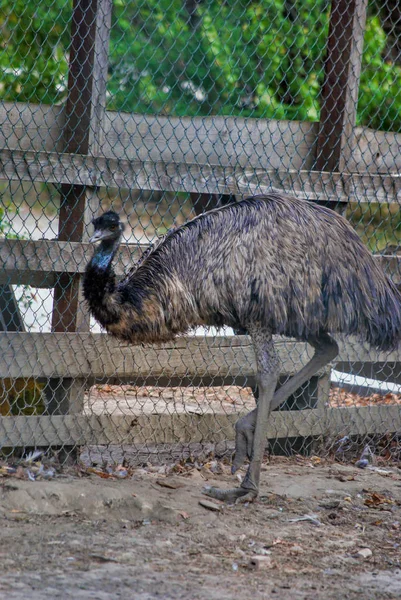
[202,485,258,504]
[231,409,257,474]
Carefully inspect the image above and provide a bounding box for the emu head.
[89,211,125,243]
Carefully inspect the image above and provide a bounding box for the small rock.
[319,499,342,510]
[253,547,271,556]
[248,555,273,570]
[355,548,372,559]
[198,499,222,512]
[156,479,183,490]
[290,545,304,554]
[264,509,282,519]
[356,459,369,469]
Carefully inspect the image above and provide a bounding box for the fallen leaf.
[0,466,17,476]
[364,492,395,508]
[87,468,115,479]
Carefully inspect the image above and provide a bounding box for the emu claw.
[202,485,258,504]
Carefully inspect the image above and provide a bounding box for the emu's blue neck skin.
[91,238,119,271]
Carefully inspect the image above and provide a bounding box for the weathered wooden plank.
[1,238,399,288]
[102,113,317,171]
[350,127,401,174]
[2,103,401,175]
[0,405,399,448]
[316,0,368,173]
[0,333,399,380]
[0,412,308,446]
[0,103,66,154]
[321,405,401,437]
[0,334,261,379]
[2,148,401,202]
[0,104,317,171]
[0,239,146,287]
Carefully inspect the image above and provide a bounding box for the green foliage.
[0,379,45,416]
[1,0,401,132]
[0,0,70,103]
[108,0,327,120]
[358,16,401,132]
[106,0,401,131]
[0,204,13,237]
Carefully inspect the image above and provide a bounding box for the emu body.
[84,194,401,502]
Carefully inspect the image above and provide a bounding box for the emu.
[84,193,401,503]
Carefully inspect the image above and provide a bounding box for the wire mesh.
[0,0,400,473]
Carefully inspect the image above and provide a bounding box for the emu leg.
[204,329,279,503]
[232,333,339,473]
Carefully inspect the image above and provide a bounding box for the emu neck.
[91,237,120,271]
[84,236,122,327]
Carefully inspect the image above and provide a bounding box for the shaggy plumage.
[84,193,401,351]
[84,194,401,504]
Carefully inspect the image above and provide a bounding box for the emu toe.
[202,485,258,504]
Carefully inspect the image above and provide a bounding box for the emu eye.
[110,225,117,230]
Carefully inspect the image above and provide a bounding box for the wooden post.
[316,0,368,176]
[0,286,25,332]
[48,0,112,424]
[52,0,112,332]
[314,0,368,408]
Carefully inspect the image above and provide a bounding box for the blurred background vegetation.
[1,0,401,249]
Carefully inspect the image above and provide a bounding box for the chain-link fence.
[0,0,401,471]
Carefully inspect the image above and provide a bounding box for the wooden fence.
[0,0,401,453]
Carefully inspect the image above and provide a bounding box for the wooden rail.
[2,148,401,202]
[0,333,399,380]
[0,239,146,287]
[2,103,401,174]
[1,405,400,448]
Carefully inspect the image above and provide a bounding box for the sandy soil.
[0,458,400,600]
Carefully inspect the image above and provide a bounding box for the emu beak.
[89,230,107,243]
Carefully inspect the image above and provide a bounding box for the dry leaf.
[87,468,114,479]
[364,492,395,508]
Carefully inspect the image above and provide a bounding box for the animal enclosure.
[1,0,401,467]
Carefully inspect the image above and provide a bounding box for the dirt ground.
[0,457,400,600]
